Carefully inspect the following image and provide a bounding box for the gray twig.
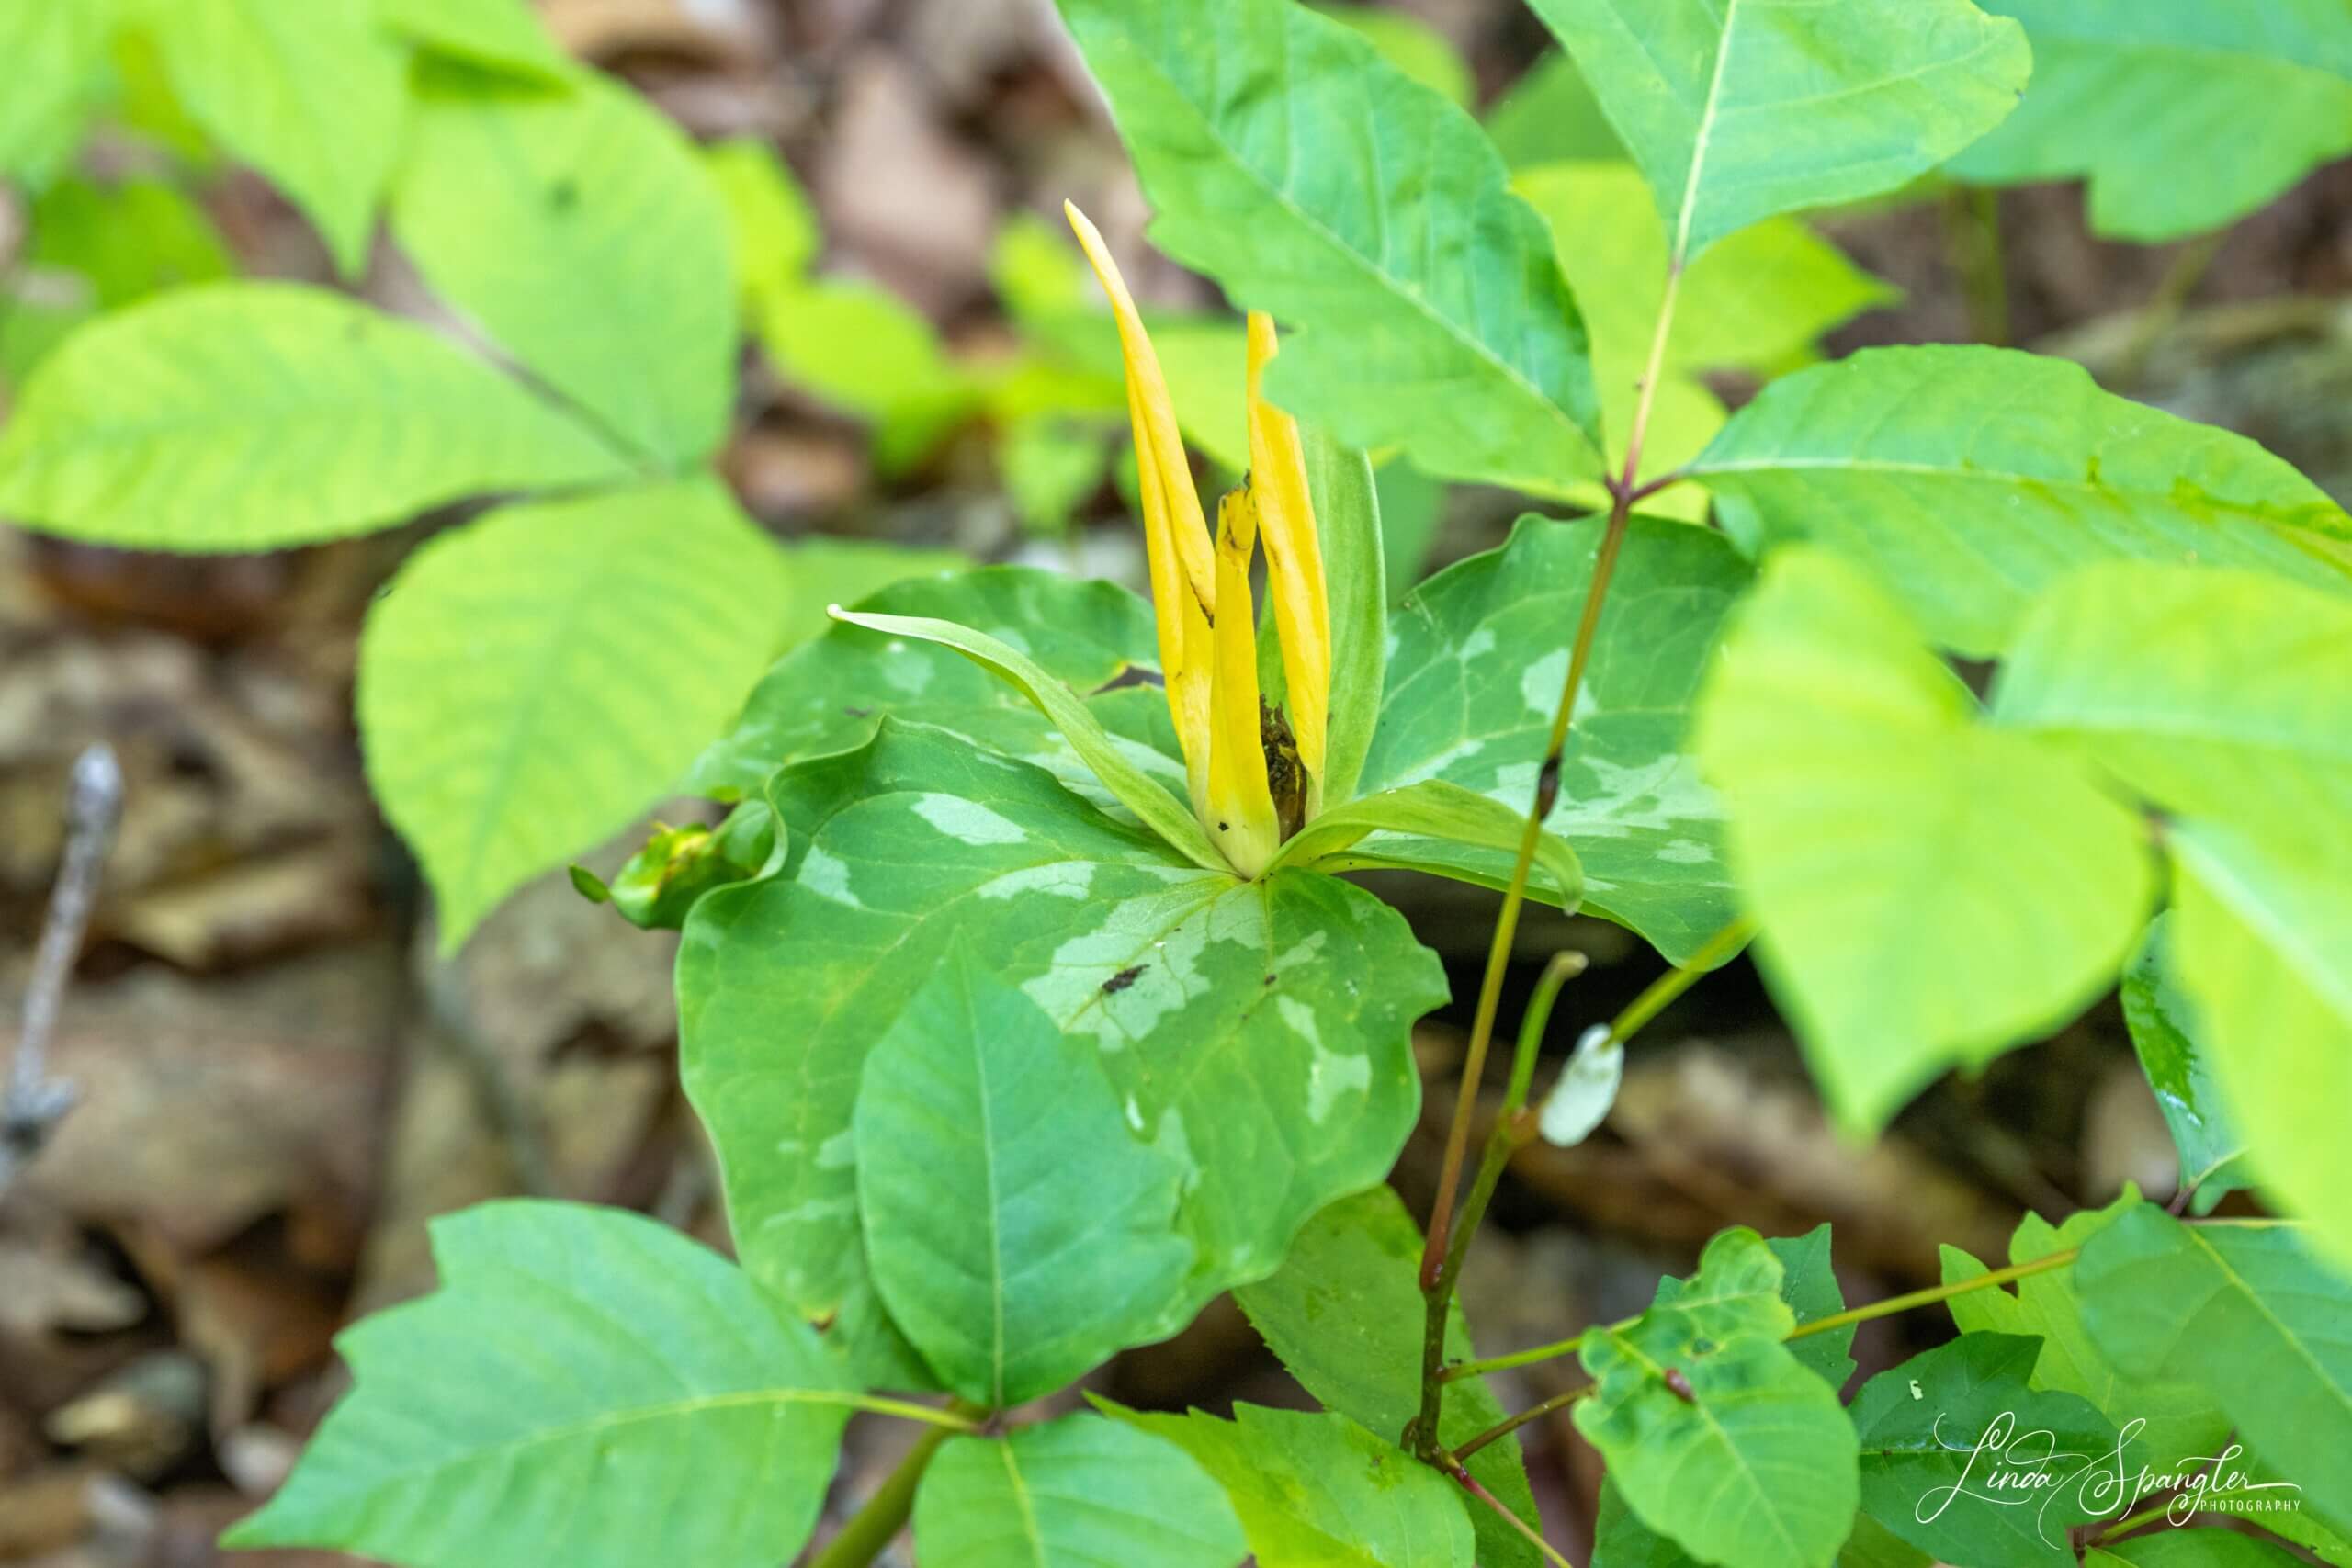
[3,743,124,1192]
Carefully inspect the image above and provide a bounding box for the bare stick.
[3,744,124,1190]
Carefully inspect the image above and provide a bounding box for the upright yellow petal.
[1067,203,1219,815]
[1246,311,1332,819]
[1207,487,1282,878]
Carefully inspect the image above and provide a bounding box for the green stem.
[806,1413,972,1568]
[1409,265,1686,1456]
[1602,916,1753,1049]
[1452,1384,1593,1464]
[1785,1248,2078,1342]
[1944,184,2009,347]
[2088,1497,2176,1548]
[2113,225,2230,389]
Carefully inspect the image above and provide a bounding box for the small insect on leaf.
[1102,964,1146,995]
[1664,1367,1696,1404]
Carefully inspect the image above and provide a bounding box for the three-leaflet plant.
[5,0,2351,1563]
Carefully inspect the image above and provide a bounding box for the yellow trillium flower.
[1067,202,1333,879]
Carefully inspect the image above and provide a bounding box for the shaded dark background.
[4,1,2349,1562]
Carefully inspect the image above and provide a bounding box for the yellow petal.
[1246,311,1331,818]
[1207,486,1282,877]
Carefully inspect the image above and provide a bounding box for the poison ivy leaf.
[1769,1224,1855,1390]
[2086,1534,2309,1568]
[2227,1449,2352,1566]
[854,947,1193,1404]
[1576,1227,1858,1568]
[2167,820,2352,1271]
[1523,0,2028,263]
[360,478,790,949]
[830,606,1224,871]
[1694,548,2157,1131]
[1486,51,1626,169]
[1003,414,1113,538]
[2121,915,2256,1210]
[1851,1332,2121,1566]
[1689,345,2352,656]
[0,0,118,184]
[1373,460,1444,602]
[1234,1187,1544,1568]
[752,276,981,472]
[707,137,822,292]
[379,0,571,80]
[1358,514,1755,964]
[0,285,628,550]
[147,0,405,276]
[1593,1486,1931,1568]
[680,724,1444,1379]
[685,566,1174,813]
[1950,2,2352,242]
[1942,1194,2228,1472]
[1111,1402,1476,1568]
[20,175,235,307]
[1057,0,1605,495]
[394,64,736,466]
[2078,1204,2352,1533]
[912,1416,1246,1568]
[1316,4,1474,107]
[222,1201,854,1568]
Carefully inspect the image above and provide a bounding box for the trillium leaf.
[2077,1203,2352,1534]
[1694,548,2157,1131]
[830,606,1225,872]
[1358,514,1754,964]
[1941,1194,2228,1472]
[222,1202,854,1568]
[1274,778,1584,909]
[1523,0,2029,264]
[148,0,407,276]
[1574,1228,1858,1568]
[394,63,738,466]
[1690,345,2352,657]
[1850,1332,2121,1567]
[854,946,1194,1405]
[1234,1187,1544,1568]
[679,722,1444,1380]
[360,477,791,949]
[911,1416,1247,1568]
[1056,0,1606,495]
[1307,426,1387,810]
[1107,1401,1476,1568]
[687,566,1171,810]
[1950,1,2352,242]
[0,285,630,551]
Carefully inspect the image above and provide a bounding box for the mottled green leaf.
[1942,1194,2228,1472]
[831,606,1224,872]
[854,948,1193,1404]
[1576,1228,1858,1568]
[1057,0,1604,494]
[2168,820,2352,1272]
[1111,1402,1476,1568]
[1690,345,2352,656]
[1851,1332,2120,1566]
[1951,1,2352,242]
[148,0,406,275]
[2122,915,2256,1209]
[1275,780,1584,908]
[686,566,1172,814]
[379,0,570,79]
[1524,0,2028,262]
[223,1202,852,1568]
[361,478,789,948]
[0,285,629,550]
[912,1416,1246,1568]
[1360,514,1754,964]
[680,724,1444,1378]
[0,0,117,184]
[1697,548,2157,1130]
[1233,1187,1544,1568]
[2079,1205,2352,1533]
[394,64,736,465]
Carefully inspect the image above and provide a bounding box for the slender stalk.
[1786,1249,2078,1341]
[807,1404,982,1568]
[1603,916,1753,1049]
[840,1395,985,1431]
[1453,1385,1593,1464]
[2087,1498,2174,1548]
[1442,1454,1581,1568]
[1443,1330,1588,1385]
[2113,226,2229,389]
[1944,184,2009,347]
[1409,268,1688,1456]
